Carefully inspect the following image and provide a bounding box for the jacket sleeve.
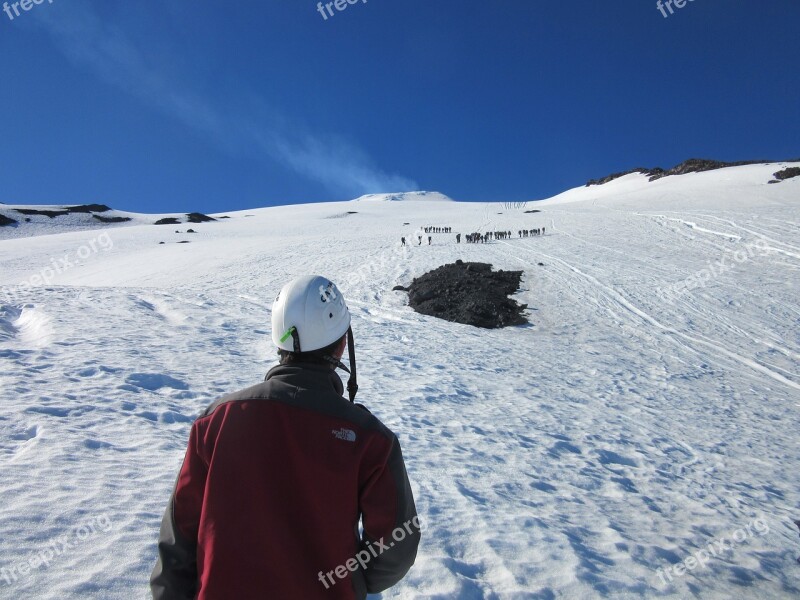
[150,423,208,599]
[359,434,421,593]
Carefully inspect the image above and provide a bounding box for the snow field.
[0,164,798,598]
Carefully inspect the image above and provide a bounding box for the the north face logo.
[332,428,356,442]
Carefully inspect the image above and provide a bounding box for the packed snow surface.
[354,191,454,202]
[1,162,799,599]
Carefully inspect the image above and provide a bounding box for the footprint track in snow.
[1,423,43,461]
[134,294,189,327]
[495,240,800,393]
[1,304,53,348]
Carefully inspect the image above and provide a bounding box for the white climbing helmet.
[272,275,351,353]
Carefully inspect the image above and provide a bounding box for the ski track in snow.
[0,168,799,599]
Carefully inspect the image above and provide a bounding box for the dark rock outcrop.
[773,167,800,181]
[67,204,112,213]
[2,205,125,226]
[0,213,18,227]
[15,208,69,218]
[587,167,664,186]
[399,260,529,329]
[587,158,800,187]
[93,214,132,223]
[649,158,770,181]
[186,213,216,223]
[155,218,181,225]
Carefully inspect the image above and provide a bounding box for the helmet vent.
[272,275,351,353]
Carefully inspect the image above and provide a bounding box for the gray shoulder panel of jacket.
[150,497,198,600]
[362,437,421,593]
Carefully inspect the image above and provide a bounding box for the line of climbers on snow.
[401,227,546,246]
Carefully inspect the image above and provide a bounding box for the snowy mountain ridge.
[353,191,454,203]
[2,160,797,242]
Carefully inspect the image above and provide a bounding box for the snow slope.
[0,206,144,241]
[354,191,454,203]
[0,162,799,599]
[0,205,230,241]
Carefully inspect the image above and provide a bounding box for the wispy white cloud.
[31,1,417,197]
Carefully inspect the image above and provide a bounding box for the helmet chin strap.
[346,326,358,403]
[320,327,358,402]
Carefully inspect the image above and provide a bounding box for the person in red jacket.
[150,275,420,599]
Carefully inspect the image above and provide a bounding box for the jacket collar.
[265,362,345,397]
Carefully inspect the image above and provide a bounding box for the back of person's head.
[271,275,350,367]
[271,275,359,401]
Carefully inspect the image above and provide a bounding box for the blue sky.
[1,0,798,214]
